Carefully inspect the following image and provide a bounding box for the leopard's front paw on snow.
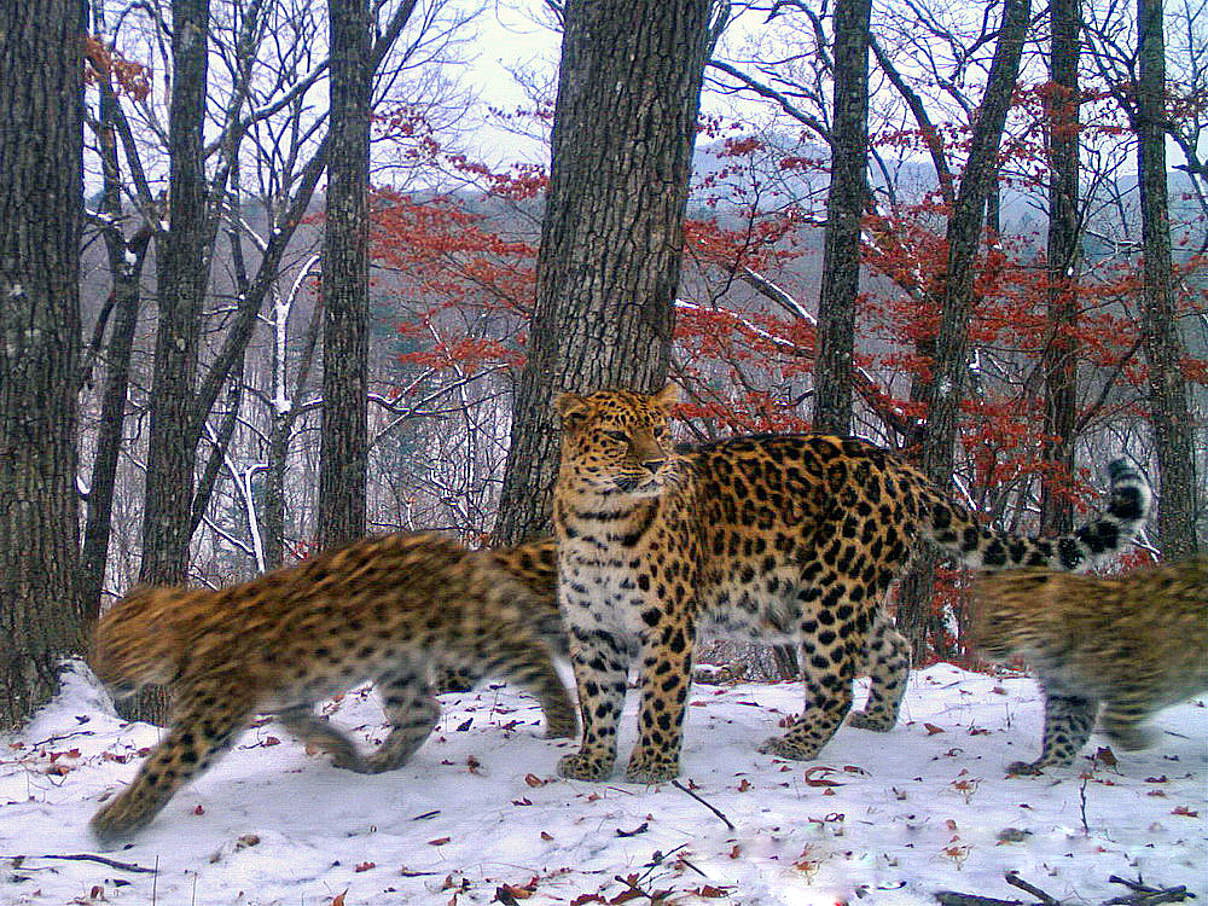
[557,750,614,781]
[624,752,680,784]
[90,797,153,845]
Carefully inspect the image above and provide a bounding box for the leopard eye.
[604,430,628,443]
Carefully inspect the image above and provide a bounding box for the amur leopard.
[971,556,1206,774]
[552,385,1151,783]
[88,532,575,841]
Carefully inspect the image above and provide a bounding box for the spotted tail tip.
[1105,458,1151,526]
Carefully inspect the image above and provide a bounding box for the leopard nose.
[642,458,666,474]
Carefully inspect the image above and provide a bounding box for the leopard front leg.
[91,678,254,842]
[1008,690,1097,775]
[848,614,910,732]
[624,619,695,784]
[558,628,631,781]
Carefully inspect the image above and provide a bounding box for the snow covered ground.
[1,660,1204,905]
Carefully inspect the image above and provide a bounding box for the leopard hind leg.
[474,629,577,740]
[848,608,910,732]
[362,664,442,774]
[760,582,865,761]
[1100,692,1156,751]
[276,704,366,772]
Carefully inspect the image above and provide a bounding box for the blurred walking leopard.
[88,533,574,841]
[552,385,1151,783]
[972,556,1207,774]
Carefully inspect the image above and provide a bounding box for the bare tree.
[0,0,85,726]
[318,0,373,549]
[140,0,214,587]
[1040,0,1081,535]
[1135,0,1199,557]
[812,0,872,436]
[891,0,1032,657]
[494,0,719,543]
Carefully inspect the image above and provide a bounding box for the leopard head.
[89,586,188,697]
[555,385,683,499]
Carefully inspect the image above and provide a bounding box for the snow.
[2,661,1204,905]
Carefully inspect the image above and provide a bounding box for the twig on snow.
[1104,876,1195,905]
[1005,872,1060,905]
[671,779,735,830]
[27,853,157,873]
[934,893,1026,906]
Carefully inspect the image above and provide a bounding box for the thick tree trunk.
[1136,0,1198,559]
[1040,0,1081,536]
[0,0,85,727]
[494,0,714,544]
[318,0,371,551]
[897,0,1031,660]
[126,0,211,725]
[812,0,871,436]
[140,0,211,587]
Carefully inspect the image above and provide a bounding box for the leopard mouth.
[613,474,665,495]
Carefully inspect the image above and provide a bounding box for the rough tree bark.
[1039,0,1081,535]
[1136,0,1199,558]
[318,0,372,551]
[812,0,872,437]
[140,0,212,588]
[0,0,85,727]
[494,0,715,544]
[896,0,1032,659]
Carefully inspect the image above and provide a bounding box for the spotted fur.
[551,386,1151,782]
[972,556,1207,774]
[88,533,574,841]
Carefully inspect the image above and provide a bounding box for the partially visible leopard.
[971,556,1207,774]
[552,385,1151,783]
[88,533,575,841]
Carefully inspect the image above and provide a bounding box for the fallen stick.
[1005,872,1060,905]
[671,779,735,830]
[934,893,1025,906]
[34,853,156,873]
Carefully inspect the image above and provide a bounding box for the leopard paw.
[624,752,680,784]
[846,709,896,732]
[758,733,823,761]
[90,796,154,844]
[1005,760,1045,776]
[1104,724,1153,751]
[557,751,614,781]
[544,715,579,740]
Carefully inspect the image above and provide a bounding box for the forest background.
[1,0,1204,728]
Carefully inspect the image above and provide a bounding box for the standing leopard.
[971,556,1207,774]
[552,385,1151,783]
[88,533,575,841]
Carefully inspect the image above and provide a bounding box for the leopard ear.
[652,383,679,410]
[555,391,591,427]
